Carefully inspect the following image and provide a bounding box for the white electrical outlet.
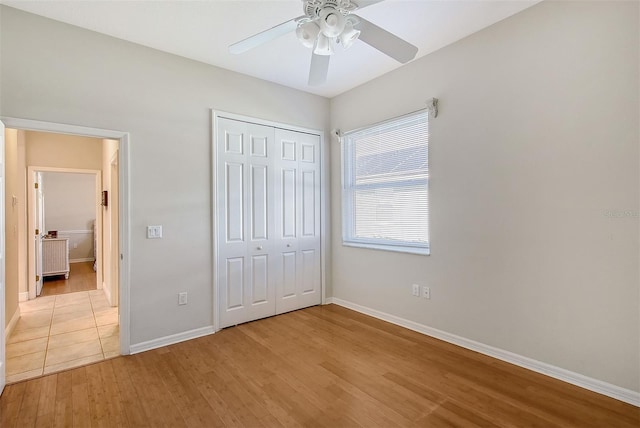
[178,292,188,305]
[422,286,431,299]
[412,284,420,297]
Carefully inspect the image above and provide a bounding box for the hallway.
[5,272,119,383]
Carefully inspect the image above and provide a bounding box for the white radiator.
[42,238,70,279]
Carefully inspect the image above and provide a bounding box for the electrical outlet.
[422,286,431,299]
[412,284,420,297]
[178,292,188,305]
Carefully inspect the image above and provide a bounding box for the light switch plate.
[147,225,163,239]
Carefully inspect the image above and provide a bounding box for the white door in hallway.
[35,172,44,296]
[216,117,321,329]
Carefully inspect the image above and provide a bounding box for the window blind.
[342,110,429,255]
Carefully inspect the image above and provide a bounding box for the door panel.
[274,129,321,314]
[301,249,317,294]
[281,252,297,299]
[301,170,316,237]
[281,169,296,238]
[250,165,268,241]
[217,118,277,328]
[226,257,244,310]
[251,255,268,304]
[225,162,244,242]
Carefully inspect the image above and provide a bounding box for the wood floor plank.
[71,367,91,427]
[1,304,638,427]
[15,376,44,428]
[53,371,73,428]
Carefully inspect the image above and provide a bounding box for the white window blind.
[342,110,429,255]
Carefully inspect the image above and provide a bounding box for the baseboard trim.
[18,292,29,302]
[5,306,21,339]
[70,258,95,263]
[325,297,640,407]
[129,325,215,355]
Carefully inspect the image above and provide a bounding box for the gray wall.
[0,5,331,344]
[330,1,639,392]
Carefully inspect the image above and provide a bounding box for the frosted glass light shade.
[296,21,320,49]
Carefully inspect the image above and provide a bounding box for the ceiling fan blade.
[354,15,418,63]
[308,53,330,86]
[353,0,386,10]
[229,16,304,54]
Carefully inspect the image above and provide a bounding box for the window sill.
[342,241,430,256]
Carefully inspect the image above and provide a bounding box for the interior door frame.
[0,116,131,356]
[27,166,102,299]
[0,120,6,394]
[211,110,328,332]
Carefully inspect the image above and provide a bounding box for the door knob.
[287,244,291,247]
[257,246,263,250]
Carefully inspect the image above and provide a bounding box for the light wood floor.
[1,304,637,427]
[41,262,97,297]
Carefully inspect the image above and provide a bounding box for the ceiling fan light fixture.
[296,21,321,49]
[314,33,335,56]
[339,20,361,49]
[319,8,345,38]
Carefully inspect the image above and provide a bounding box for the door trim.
[27,167,102,299]
[0,116,131,355]
[211,110,328,332]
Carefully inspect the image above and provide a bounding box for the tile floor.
[5,290,119,384]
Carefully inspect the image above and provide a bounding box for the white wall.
[0,6,330,345]
[330,1,639,392]
[41,172,96,261]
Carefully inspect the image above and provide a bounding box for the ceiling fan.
[229,0,418,86]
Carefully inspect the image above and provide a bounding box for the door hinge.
[35,182,39,189]
[36,275,40,282]
[35,228,40,235]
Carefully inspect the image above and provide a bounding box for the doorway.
[28,167,102,299]
[0,118,130,391]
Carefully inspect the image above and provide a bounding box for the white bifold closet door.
[217,117,321,329]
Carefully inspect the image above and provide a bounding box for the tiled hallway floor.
[5,290,119,383]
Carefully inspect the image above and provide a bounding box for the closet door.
[274,129,321,314]
[217,118,276,328]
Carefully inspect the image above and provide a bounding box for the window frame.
[341,109,430,256]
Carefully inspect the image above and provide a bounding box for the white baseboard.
[18,292,29,302]
[5,306,21,339]
[129,325,215,355]
[325,297,640,407]
[70,258,95,263]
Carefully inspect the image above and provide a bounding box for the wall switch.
[178,292,188,305]
[73,243,78,249]
[147,225,163,239]
[412,284,420,297]
[422,286,431,299]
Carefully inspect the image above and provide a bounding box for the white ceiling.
[2,0,541,98]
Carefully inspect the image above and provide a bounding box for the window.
[342,110,429,255]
